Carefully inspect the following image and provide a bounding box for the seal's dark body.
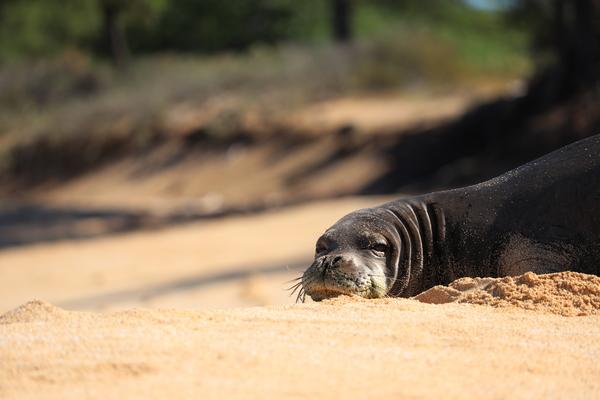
[378,134,600,296]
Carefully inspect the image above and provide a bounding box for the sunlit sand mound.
[0,299,69,324]
[414,271,600,316]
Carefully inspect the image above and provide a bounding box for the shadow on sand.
[0,199,316,249]
[58,258,309,310]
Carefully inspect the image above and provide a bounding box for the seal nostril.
[332,256,342,265]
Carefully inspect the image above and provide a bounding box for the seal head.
[301,208,406,301]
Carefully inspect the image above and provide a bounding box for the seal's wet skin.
[300,134,600,301]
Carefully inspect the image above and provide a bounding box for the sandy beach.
[2,292,600,400]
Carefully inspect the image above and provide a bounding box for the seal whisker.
[286,279,304,289]
[287,277,308,294]
[287,282,302,296]
[297,273,322,303]
[289,280,309,298]
[287,274,317,303]
[296,286,307,303]
[284,276,304,284]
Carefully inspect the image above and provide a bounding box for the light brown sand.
[2,298,599,400]
[415,271,600,316]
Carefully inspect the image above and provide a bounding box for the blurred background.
[0,0,598,312]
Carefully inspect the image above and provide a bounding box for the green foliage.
[0,0,531,64]
[0,0,99,62]
[353,0,531,78]
[0,0,326,61]
[128,0,302,52]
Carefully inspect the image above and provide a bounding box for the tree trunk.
[100,0,130,69]
[331,0,352,43]
[551,0,600,99]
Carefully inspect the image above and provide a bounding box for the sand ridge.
[414,271,600,316]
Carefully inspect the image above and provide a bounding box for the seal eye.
[370,242,387,254]
[316,244,328,254]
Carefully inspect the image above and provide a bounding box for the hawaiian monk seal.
[298,134,600,301]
